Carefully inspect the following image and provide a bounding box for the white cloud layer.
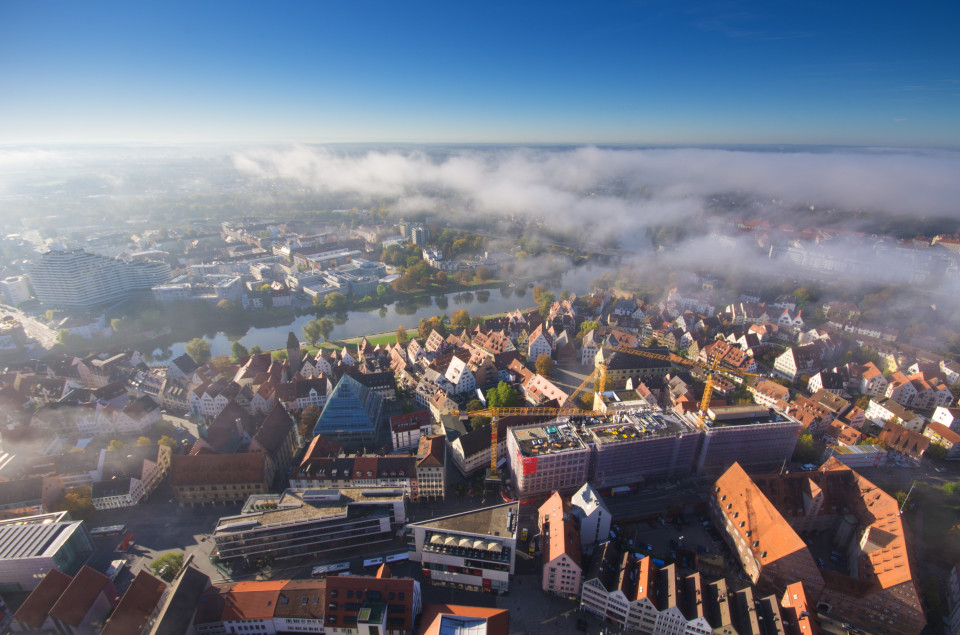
[232,145,960,230]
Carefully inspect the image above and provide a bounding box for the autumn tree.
[475,266,491,282]
[185,337,212,364]
[158,435,177,449]
[209,355,233,375]
[535,354,554,377]
[53,487,94,519]
[396,325,409,344]
[136,436,152,446]
[531,285,549,305]
[107,440,126,451]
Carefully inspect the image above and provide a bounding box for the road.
[0,306,58,349]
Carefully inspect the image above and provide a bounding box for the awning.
[430,535,443,545]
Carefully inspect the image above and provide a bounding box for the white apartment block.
[29,249,171,309]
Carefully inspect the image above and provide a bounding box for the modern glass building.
[312,374,384,448]
[0,512,94,592]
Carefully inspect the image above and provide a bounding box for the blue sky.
[1,1,957,146]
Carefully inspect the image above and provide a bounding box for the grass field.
[910,483,960,565]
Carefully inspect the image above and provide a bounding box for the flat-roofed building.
[826,444,888,468]
[407,503,518,595]
[0,511,94,592]
[507,422,590,500]
[694,408,803,475]
[212,488,406,568]
[578,411,700,487]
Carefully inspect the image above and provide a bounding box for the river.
[149,261,617,362]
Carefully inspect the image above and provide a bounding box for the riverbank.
[301,306,538,354]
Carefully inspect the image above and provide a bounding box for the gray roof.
[0,514,85,561]
[149,565,211,635]
[410,502,518,540]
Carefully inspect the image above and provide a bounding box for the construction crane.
[453,342,762,477]
[600,344,762,428]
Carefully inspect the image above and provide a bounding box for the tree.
[325,292,347,311]
[577,320,600,339]
[317,317,334,342]
[538,291,556,317]
[250,345,263,355]
[535,354,554,377]
[451,309,471,329]
[418,318,431,338]
[926,443,948,461]
[302,320,322,345]
[486,382,519,408]
[469,415,491,430]
[216,299,238,312]
[231,341,249,361]
[149,552,185,582]
[396,325,409,344]
[792,433,822,463]
[273,350,289,361]
[465,398,484,413]
[52,487,93,519]
[158,435,177,449]
[107,440,126,451]
[298,405,320,440]
[475,266,492,281]
[531,285,549,305]
[111,315,135,335]
[185,337,212,364]
[209,355,233,375]
[377,284,387,298]
[136,436,152,446]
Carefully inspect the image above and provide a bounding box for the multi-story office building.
[407,503,518,595]
[290,452,418,499]
[29,249,171,309]
[0,512,94,592]
[694,406,802,475]
[0,275,31,305]
[212,488,406,568]
[506,423,590,500]
[579,411,701,487]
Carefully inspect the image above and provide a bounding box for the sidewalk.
[494,574,587,635]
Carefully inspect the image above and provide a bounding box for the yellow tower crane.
[453,343,762,477]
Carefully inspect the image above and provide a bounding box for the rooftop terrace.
[512,423,586,457]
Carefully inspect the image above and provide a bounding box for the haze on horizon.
[1,0,958,147]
